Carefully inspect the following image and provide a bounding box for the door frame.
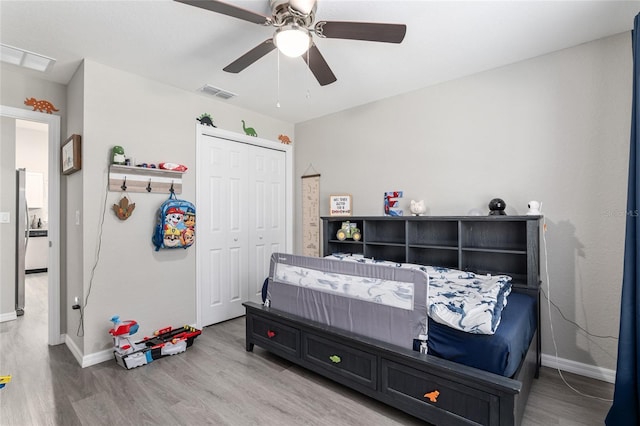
[1,105,62,345]
[195,125,293,328]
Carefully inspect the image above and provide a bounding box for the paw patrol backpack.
[152,192,196,251]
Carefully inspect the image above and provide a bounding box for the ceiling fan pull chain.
[276,49,281,108]
[306,49,311,99]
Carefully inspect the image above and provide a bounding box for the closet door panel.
[207,248,222,306]
[199,137,249,326]
[248,146,286,303]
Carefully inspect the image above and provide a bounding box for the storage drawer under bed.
[381,358,502,426]
[247,314,300,358]
[302,333,377,390]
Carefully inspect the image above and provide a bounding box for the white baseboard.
[64,334,113,368]
[64,334,83,366]
[0,311,18,323]
[82,348,113,368]
[541,353,616,384]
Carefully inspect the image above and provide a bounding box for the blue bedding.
[427,291,537,377]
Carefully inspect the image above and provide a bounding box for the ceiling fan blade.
[303,44,337,86]
[175,0,271,25]
[223,39,276,73]
[315,21,406,43]
[289,0,316,15]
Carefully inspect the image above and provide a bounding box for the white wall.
[294,32,631,373]
[79,60,294,355]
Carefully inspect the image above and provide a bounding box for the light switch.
[0,212,9,223]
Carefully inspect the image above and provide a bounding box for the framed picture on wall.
[329,194,352,216]
[61,134,81,175]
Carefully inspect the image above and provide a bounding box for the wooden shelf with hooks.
[108,164,183,194]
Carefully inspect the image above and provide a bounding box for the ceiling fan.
[175,0,407,86]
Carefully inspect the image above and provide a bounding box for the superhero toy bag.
[152,192,195,251]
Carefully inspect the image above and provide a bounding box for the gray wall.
[78,60,294,354]
[65,62,85,350]
[294,32,631,372]
[0,116,17,317]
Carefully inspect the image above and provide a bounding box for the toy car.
[109,315,201,370]
[336,221,361,241]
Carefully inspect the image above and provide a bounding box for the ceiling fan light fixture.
[274,24,311,58]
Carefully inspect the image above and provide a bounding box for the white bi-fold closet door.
[197,128,291,327]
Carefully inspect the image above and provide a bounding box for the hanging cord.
[77,168,109,337]
[301,163,319,177]
[542,214,613,402]
[541,287,618,341]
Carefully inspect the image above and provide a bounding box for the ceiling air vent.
[200,84,237,100]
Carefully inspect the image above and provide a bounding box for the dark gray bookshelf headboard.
[321,216,541,291]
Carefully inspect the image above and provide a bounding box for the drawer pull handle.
[266,330,276,338]
[424,390,440,402]
[329,355,341,363]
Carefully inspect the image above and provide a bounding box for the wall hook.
[146,179,152,193]
[121,177,127,191]
[170,181,175,194]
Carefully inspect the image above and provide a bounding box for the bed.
[243,216,541,426]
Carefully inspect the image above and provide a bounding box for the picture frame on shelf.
[61,134,81,175]
[329,194,352,216]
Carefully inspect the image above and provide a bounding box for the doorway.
[0,105,62,345]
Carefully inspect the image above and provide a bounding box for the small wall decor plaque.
[61,134,81,175]
[329,194,352,217]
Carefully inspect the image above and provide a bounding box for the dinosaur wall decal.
[278,134,292,144]
[242,120,257,137]
[24,97,59,114]
[197,113,216,127]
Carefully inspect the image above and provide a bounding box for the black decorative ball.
[488,198,507,216]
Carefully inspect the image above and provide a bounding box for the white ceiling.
[1,1,638,123]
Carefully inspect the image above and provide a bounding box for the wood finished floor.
[0,273,614,425]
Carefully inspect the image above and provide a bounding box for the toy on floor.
[109,315,201,370]
[0,375,11,389]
